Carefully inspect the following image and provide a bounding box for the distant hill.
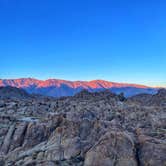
[128,88,166,106]
[0,86,31,99]
[0,78,159,97]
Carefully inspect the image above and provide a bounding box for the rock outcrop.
[0,89,165,165]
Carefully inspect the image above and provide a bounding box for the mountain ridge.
[0,78,159,97]
[0,78,150,88]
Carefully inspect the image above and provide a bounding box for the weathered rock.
[84,131,137,166]
[0,124,16,154]
[138,134,166,166]
[23,123,49,148]
[9,122,28,151]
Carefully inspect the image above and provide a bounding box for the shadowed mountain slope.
[0,86,31,99]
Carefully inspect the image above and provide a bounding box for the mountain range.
[0,78,159,97]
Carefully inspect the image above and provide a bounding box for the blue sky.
[0,0,165,87]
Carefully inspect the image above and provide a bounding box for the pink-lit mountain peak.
[0,78,158,97]
[0,78,149,89]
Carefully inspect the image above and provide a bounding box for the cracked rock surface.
[0,88,165,166]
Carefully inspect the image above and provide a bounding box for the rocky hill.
[0,88,165,165]
[128,88,166,106]
[0,86,31,99]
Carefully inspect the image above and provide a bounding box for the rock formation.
[0,88,165,165]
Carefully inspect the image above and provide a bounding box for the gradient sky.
[0,0,165,87]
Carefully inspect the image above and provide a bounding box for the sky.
[0,0,165,87]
